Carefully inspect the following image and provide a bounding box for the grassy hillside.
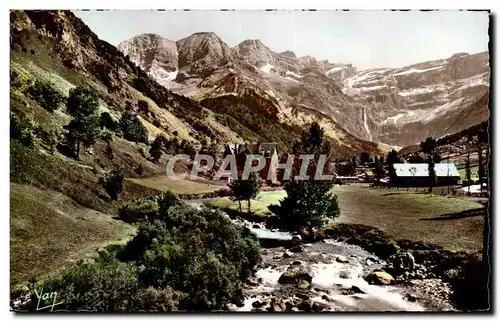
[10,183,136,288]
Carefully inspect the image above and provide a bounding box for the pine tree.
[270,122,340,231]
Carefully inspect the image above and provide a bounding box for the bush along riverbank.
[10,193,261,312]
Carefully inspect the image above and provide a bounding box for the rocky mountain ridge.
[119,32,490,147]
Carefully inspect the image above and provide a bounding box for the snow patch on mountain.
[286,70,303,78]
[380,98,466,126]
[393,66,444,76]
[326,66,347,75]
[361,85,387,92]
[260,63,274,74]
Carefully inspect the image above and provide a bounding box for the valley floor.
[331,184,485,252]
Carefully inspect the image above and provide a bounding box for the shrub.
[101,129,113,143]
[136,287,179,312]
[31,255,139,312]
[102,167,124,200]
[121,205,260,310]
[152,119,161,127]
[99,112,119,132]
[10,113,34,147]
[30,257,141,312]
[119,197,159,223]
[23,199,260,312]
[149,134,169,163]
[29,80,64,112]
[138,100,149,114]
[120,111,148,143]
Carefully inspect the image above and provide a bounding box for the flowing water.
[241,240,425,312]
[185,198,426,312]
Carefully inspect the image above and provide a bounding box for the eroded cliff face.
[118,32,489,148]
[342,52,490,146]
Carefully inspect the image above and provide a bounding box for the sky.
[74,10,490,70]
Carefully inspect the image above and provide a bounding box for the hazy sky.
[74,10,489,70]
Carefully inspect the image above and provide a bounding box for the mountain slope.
[118,33,490,148]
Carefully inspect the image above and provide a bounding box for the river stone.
[365,271,395,285]
[226,303,238,311]
[296,293,310,300]
[393,252,416,271]
[342,285,366,295]
[283,251,295,258]
[291,260,303,265]
[405,293,418,302]
[278,268,313,284]
[292,234,302,242]
[339,270,351,279]
[297,280,310,290]
[252,224,261,229]
[246,276,260,286]
[230,296,245,307]
[291,307,299,312]
[290,245,305,253]
[312,301,329,311]
[297,300,312,311]
[252,300,264,308]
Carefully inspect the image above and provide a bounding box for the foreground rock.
[278,268,313,284]
[365,271,395,285]
[290,245,305,253]
[246,276,261,286]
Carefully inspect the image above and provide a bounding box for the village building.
[223,143,279,184]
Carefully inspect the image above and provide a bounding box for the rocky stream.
[186,199,457,312]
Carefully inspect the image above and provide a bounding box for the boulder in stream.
[365,271,395,285]
[342,285,366,295]
[246,276,261,286]
[290,245,305,253]
[297,280,311,290]
[393,252,416,271]
[278,268,313,284]
[311,301,330,311]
